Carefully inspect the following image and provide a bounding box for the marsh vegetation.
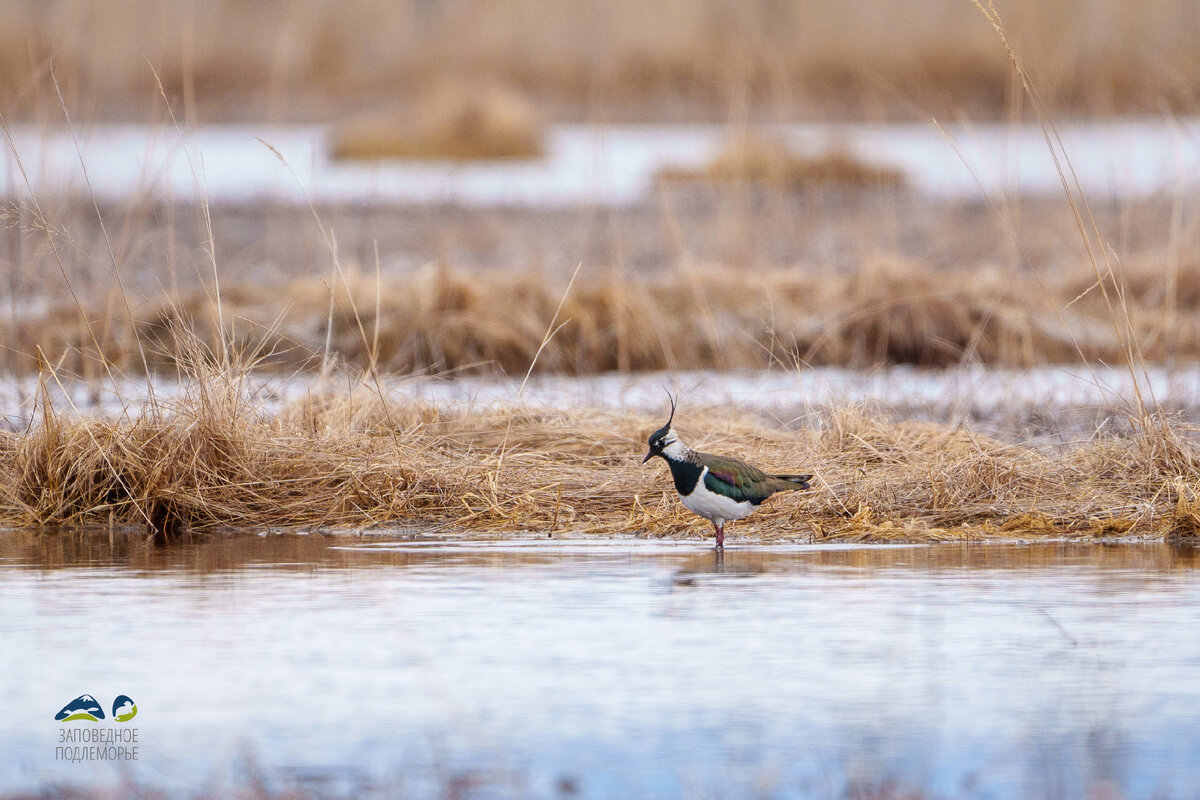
[5,0,1200,122]
[5,344,1199,543]
[1,0,1199,546]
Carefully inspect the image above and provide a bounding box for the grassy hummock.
[6,355,1199,543]
[6,256,1199,377]
[655,133,905,189]
[329,84,545,162]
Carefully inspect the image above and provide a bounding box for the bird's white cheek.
[661,441,687,459]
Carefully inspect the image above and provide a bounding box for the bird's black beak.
[642,451,654,465]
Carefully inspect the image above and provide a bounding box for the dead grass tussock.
[8,385,439,535]
[3,363,1200,543]
[1167,478,1200,541]
[8,255,1199,377]
[329,84,544,161]
[656,133,905,189]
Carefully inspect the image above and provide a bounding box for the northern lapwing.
[642,394,812,548]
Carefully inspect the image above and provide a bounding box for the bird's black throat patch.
[663,456,703,497]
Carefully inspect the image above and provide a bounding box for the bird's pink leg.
[714,522,724,549]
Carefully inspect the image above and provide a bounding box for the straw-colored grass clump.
[656,133,905,190]
[329,85,544,161]
[6,256,1192,377]
[4,355,1200,542]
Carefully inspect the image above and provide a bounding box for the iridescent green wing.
[700,453,775,504]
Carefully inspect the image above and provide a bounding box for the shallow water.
[3,533,1200,799]
[5,119,1200,206]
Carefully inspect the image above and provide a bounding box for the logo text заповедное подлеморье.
[54,694,139,763]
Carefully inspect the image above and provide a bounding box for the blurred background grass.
[3,0,1199,123]
[4,0,1200,381]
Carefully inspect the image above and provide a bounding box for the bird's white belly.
[680,468,755,523]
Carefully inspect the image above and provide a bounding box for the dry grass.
[329,84,544,161]
[656,133,905,189]
[3,255,1195,377]
[1166,477,1200,541]
[2,1,1198,548]
[3,348,1198,542]
[3,0,1200,122]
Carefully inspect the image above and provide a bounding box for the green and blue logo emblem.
[54,694,138,723]
[112,695,137,722]
[54,694,105,722]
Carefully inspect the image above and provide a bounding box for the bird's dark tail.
[772,474,812,490]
